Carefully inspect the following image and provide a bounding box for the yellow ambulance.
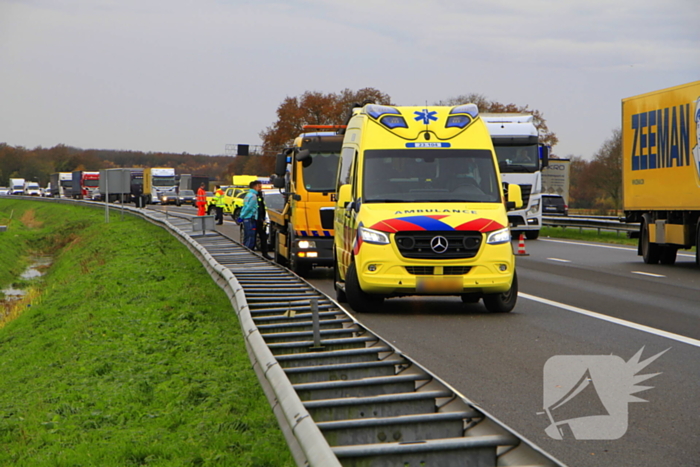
[334,104,522,312]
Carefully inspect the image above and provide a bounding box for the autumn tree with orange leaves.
[260,88,392,154]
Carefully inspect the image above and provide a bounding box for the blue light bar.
[450,104,479,119]
[366,105,401,119]
[380,115,408,129]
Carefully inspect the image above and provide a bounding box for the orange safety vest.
[196,187,207,206]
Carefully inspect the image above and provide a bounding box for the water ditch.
[0,256,52,325]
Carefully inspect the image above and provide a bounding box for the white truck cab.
[482,114,549,239]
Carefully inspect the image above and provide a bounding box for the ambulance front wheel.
[345,262,383,313]
[483,272,518,313]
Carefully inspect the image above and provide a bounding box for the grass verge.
[539,225,638,246]
[0,199,293,466]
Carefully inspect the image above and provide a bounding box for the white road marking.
[547,258,571,263]
[631,271,666,278]
[520,292,700,348]
[540,237,695,258]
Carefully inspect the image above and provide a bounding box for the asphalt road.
[151,205,700,467]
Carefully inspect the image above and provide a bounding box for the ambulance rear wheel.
[346,262,383,313]
[483,272,518,313]
[334,256,347,303]
[641,220,660,264]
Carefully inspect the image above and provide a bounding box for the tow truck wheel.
[525,230,540,240]
[345,262,383,313]
[273,232,287,266]
[290,255,310,276]
[482,271,518,313]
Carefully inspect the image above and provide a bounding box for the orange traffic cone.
[516,233,529,256]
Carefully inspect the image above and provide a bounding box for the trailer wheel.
[346,262,383,313]
[483,272,518,313]
[696,226,700,268]
[659,246,678,265]
[641,220,660,264]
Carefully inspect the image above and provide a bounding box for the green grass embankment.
[0,199,293,466]
[539,225,637,246]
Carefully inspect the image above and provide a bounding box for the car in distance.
[177,189,196,206]
[541,194,568,216]
[160,190,180,205]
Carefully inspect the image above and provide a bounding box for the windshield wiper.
[498,162,532,173]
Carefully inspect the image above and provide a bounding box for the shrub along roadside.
[0,199,293,466]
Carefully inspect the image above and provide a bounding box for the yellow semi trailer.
[622,81,700,266]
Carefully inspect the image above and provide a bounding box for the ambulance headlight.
[359,226,390,245]
[297,240,316,249]
[486,228,511,245]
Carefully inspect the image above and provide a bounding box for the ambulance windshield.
[362,149,500,204]
[302,152,340,192]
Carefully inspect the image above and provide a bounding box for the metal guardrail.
[4,196,567,467]
[543,215,638,236]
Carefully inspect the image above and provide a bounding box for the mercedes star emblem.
[430,236,448,254]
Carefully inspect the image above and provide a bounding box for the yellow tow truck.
[269,125,345,275]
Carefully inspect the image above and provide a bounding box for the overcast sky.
[1,0,698,159]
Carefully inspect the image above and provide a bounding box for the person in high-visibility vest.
[196,183,207,216]
[213,185,225,225]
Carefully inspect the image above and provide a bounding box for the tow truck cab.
[334,104,523,313]
[270,127,344,275]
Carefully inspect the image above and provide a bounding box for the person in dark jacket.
[256,189,271,259]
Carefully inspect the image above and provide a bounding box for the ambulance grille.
[395,231,482,259]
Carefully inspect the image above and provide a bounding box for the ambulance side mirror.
[337,184,352,209]
[504,182,523,210]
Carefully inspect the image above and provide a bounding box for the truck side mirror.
[272,176,285,189]
[504,183,523,210]
[539,146,550,168]
[275,153,287,177]
[297,149,311,162]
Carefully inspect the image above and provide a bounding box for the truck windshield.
[492,143,539,173]
[362,149,501,203]
[153,177,176,187]
[302,152,340,192]
[84,180,99,187]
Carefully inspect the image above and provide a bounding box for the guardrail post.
[310,298,324,351]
